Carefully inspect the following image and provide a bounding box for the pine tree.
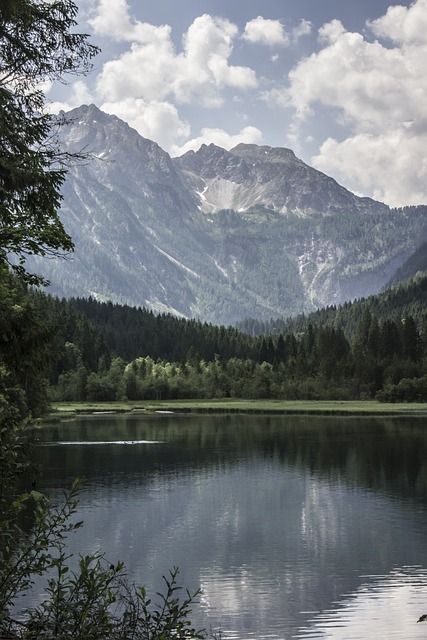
[0,0,98,282]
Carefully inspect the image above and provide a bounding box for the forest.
[3,264,427,414]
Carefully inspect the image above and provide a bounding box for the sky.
[46,0,427,207]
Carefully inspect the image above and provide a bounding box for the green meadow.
[45,399,427,421]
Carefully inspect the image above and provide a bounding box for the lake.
[31,412,427,639]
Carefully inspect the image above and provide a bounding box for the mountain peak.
[177,136,384,217]
[60,103,115,126]
[231,143,296,161]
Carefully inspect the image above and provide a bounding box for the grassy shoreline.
[44,399,427,421]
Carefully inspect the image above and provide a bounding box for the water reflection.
[35,414,427,495]
[30,414,427,639]
[296,567,427,640]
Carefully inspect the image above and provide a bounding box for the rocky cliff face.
[25,104,427,325]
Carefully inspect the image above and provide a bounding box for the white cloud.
[284,26,418,129]
[88,0,172,43]
[101,99,190,152]
[269,0,427,206]
[45,80,94,114]
[368,0,427,45]
[318,19,346,45]
[93,7,257,109]
[171,125,263,157]
[292,19,312,41]
[95,35,176,103]
[242,16,311,47]
[243,16,289,46]
[312,130,427,206]
[180,15,257,97]
[88,0,131,40]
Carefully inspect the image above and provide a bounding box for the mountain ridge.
[24,104,427,325]
[176,140,387,216]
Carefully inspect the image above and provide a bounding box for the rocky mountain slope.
[25,104,427,325]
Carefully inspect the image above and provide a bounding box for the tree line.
[3,273,422,405]
[54,310,426,403]
[3,264,427,413]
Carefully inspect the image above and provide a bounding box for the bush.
[376,375,427,402]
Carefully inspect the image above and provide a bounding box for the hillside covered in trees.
[4,270,427,408]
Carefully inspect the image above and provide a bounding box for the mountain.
[25,104,427,325]
[386,239,427,286]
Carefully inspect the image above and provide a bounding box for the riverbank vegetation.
[47,399,427,421]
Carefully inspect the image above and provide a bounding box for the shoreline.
[42,399,427,422]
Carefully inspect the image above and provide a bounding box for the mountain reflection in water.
[31,413,427,639]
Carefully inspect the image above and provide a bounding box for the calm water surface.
[31,413,427,639]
